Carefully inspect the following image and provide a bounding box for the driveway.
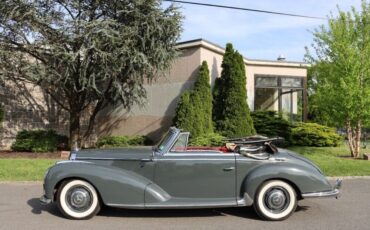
[0,179,369,230]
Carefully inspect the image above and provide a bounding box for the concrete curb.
[327,176,370,180]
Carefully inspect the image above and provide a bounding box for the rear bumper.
[302,179,342,199]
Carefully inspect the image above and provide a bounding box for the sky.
[162,0,363,62]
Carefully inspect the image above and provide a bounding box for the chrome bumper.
[40,195,52,205]
[302,179,342,199]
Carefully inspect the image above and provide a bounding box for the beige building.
[96,39,308,141]
[0,39,308,149]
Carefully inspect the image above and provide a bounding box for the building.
[0,39,308,149]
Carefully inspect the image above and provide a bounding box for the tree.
[173,61,213,137]
[0,0,182,146]
[305,1,370,158]
[213,43,255,137]
[173,91,193,133]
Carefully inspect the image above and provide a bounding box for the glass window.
[255,76,278,87]
[281,77,303,88]
[170,133,189,152]
[254,88,278,111]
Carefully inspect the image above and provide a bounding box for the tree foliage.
[173,61,213,137]
[305,1,370,157]
[213,43,255,137]
[0,0,182,146]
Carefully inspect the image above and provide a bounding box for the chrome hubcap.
[265,187,289,212]
[66,187,92,212]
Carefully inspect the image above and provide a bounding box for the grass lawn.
[1,145,370,181]
[0,159,57,181]
[288,145,370,177]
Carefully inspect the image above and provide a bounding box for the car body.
[40,127,341,221]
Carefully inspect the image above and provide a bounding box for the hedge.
[189,133,225,146]
[96,135,152,148]
[291,122,342,147]
[11,129,69,152]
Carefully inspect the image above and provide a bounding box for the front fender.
[44,161,152,206]
[242,163,332,201]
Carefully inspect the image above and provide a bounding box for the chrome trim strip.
[301,189,340,198]
[145,202,236,209]
[155,158,235,161]
[76,157,146,161]
[106,203,144,209]
[164,153,235,157]
[302,179,342,198]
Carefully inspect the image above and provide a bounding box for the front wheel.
[254,180,297,221]
[57,179,101,219]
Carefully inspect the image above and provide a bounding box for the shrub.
[251,111,292,144]
[189,133,225,146]
[96,135,152,148]
[291,122,342,147]
[11,129,69,152]
[173,61,213,138]
[213,43,255,137]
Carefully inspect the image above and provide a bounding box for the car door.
[153,133,237,206]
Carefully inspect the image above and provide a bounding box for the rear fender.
[242,163,332,202]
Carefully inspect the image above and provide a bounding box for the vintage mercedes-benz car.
[40,127,341,221]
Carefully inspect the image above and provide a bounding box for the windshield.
[155,130,174,153]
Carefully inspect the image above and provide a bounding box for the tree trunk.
[346,119,362,158]
[354,120,362,158]
[69,110,81,150]
[346,119,355,158]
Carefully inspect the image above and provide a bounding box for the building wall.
[96,47,202,142]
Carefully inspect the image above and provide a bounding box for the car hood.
[75,146,153,160]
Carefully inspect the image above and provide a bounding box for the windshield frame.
[154,127,180,154]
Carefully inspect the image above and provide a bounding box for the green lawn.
[288,145,370,177]
[0,159,57,181]
[0,146,370,181]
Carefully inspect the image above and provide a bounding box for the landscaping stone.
[363,153,370,160]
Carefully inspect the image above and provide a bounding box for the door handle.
[223,167,235,171]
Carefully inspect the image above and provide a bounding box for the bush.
[213,43,255,137]
[96,135,152,148]
[189,133,225,146]
[11,129,69,152]
[291,122,342,147]
[251,111,292,144]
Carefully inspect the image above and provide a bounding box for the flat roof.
[176,38,309,68]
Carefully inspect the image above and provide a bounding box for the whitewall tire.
[57,179,101,219]
[254,180,297,221]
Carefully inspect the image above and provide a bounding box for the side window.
[170,133,189,152]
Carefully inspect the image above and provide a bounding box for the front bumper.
[301,179,342,199]
[40,195,52,205]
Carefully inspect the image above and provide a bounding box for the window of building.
[254,75,305,121]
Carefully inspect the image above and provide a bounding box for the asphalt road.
[0,179,369,230]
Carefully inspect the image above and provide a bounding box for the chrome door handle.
[223,167,235,171]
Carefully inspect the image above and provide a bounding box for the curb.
[327,176,370,180]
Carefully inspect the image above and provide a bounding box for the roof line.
[175,38,309,67]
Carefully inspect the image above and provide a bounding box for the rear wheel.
[57,179,101,219]
[253,180,297,221]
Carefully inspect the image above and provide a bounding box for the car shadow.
[27,198,63,217]
[27,197,309,220]
[97,206,261,220]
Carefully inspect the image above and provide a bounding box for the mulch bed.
[0,151,61,159]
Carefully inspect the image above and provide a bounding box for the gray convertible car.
[40,127,341,221]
